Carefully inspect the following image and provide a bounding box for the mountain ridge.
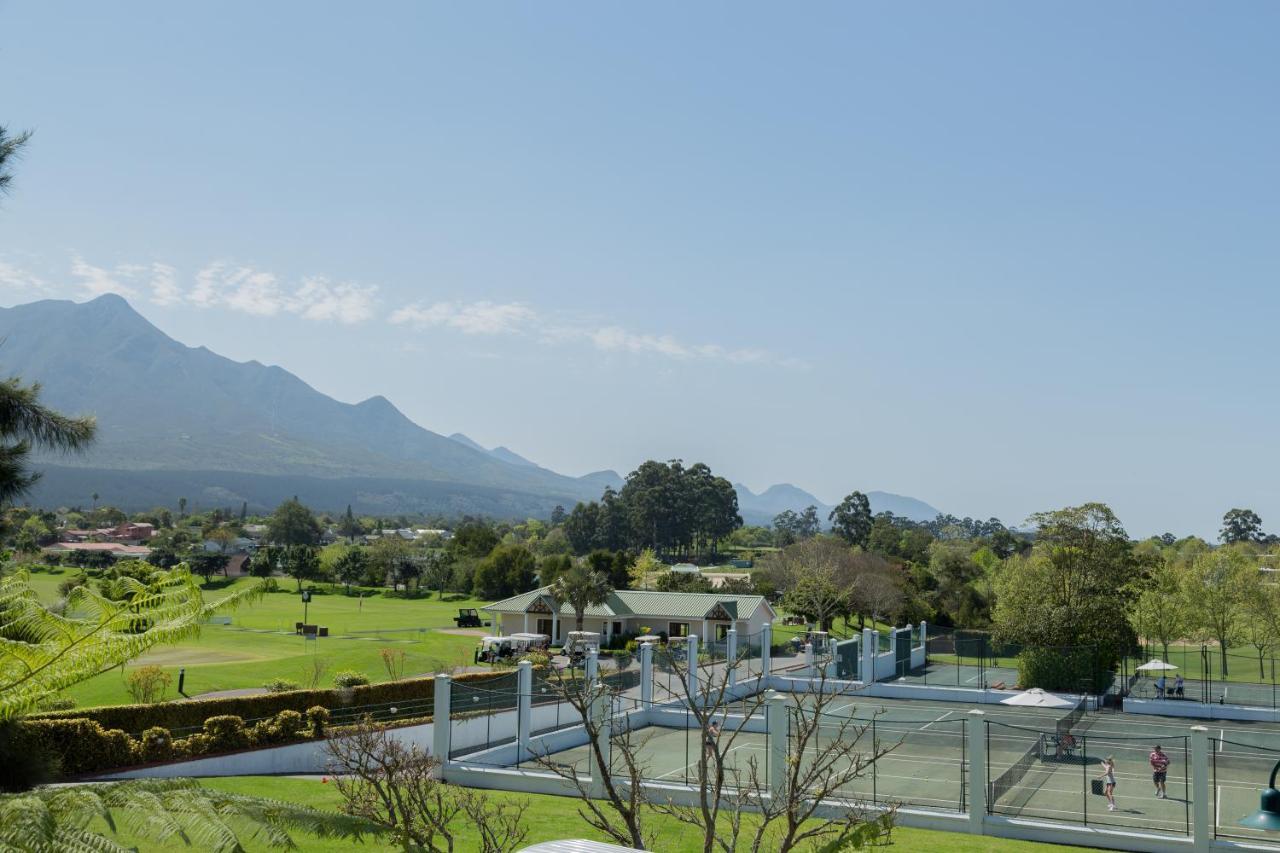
[3,295,945,521]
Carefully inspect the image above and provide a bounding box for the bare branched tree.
[531,666,654,849]
[652,647,899,852]
[325,719,528,853]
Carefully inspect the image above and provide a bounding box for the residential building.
[483,587,776,645]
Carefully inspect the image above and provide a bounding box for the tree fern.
[0,779,375,852]
[0,567,263,720]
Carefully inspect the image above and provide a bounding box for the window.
[613,622,623,636]
[537,618,553,638]
[715,624,729,641]
[668,622,689,638]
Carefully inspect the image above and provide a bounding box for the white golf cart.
[565,631,601,665]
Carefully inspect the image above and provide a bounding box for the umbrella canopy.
[999,688,1078,709]
[1136,659,1179,672]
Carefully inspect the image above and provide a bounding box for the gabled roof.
[484,587,773,621]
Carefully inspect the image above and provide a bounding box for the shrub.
[271,709,306,740]
[29,671,508,735]
[125,665,173,704]
[333,670,370,689]
[35,695,76,712]
[0,720,60,792]
[306,705,330,737]
[19,719,137,776]
[140,727,174,762]
[263,678,300,694]
[202,715,249,752]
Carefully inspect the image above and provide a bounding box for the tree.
[333,547,369,594]
[538,554,572,588]
[1131,558,1190,662]
[550,563,612,632]
[281,545,321,592]
[266,497,322,548]
[450,520,499,558]
[0,125,33,199]
[339,504,361,542]
[550,504,567,526]
[472,544,537,600]
[628,548,663,590]
[829,491,873,548]
[178,497,187,518]
[1240,568,1280,680]
[324,720,527,853]
[563,501,600,555]
[1183,550,1250,678]
[992,503,1139,692]
[420,550,454,599]
[1220,508,1264,544]
[0,376,96,505]
[796,505,822,538]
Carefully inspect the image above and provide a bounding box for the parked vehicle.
[565,631,601,665]
[475,633,550,664]
[454,608,484,628]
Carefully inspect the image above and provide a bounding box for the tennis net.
[1055,696,1087,735]
[989,729,1044,805]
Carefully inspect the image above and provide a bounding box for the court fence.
[1121,647,1280,712]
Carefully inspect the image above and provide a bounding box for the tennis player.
[1150,745,1171,799]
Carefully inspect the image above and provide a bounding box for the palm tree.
[0,376,96,505]
[550,563,613,632]
[0,125,32,199]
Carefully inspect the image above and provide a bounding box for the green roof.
[483,588,773,621]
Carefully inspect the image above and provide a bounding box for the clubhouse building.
[482,587,777,645]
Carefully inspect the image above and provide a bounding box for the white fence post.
[585,647,599,687]
[1191,725,1210,853]
[726,628,738,686]
[861,627,875,683]
[686,634,700,703]
[761,622,772,679]
[517,660,532,762]
[432,674,451,776]
[766,690,787,798]
[804,642,815,678]
[967,709,986,834]
[589,691,612,800]
[640,641,653,707]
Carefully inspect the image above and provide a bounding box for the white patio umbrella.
[1135,659,1179,672]
[999,688,1078,709]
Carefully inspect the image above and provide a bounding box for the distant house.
[202,537,255,554]
[483,587,777,645]
[43,542,152,560]
[111,522,155,544]
[241,524,268,540]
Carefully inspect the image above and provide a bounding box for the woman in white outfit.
[1099,756,1118,811]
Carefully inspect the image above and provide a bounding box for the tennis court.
[530,693,1280,842]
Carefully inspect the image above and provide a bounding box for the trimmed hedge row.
[30,670,512,734]
[19,707,339,777]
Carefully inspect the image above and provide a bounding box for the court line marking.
[920,710,953,730]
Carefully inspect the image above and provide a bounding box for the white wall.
[1125,698,1280,723]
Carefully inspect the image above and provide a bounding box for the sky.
[0,2,1277,538]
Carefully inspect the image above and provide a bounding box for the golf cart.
[475,633,550,664]
[565,631,601,665]
[454,608,486,628]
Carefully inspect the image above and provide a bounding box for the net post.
[966,710,986,834]
[766,690,787,799]
[1190,725,1210,852]
[432,673,451,778]
[516,660,532,763]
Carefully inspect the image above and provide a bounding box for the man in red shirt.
[1150,744,1171,798]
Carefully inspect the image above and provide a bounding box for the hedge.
[29,670,515,734]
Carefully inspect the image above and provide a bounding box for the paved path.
[183,687,269,701]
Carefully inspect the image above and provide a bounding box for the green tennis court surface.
[530,694,1280,841]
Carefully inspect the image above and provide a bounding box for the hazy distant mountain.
[0,295,947,522]
[449,433,539,468]
[733,482,941,526]
[1,295,597,516]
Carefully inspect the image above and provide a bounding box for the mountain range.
[0,295,942,523]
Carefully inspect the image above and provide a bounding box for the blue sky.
[1,2,1277,537]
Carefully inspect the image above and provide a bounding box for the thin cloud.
[0,258,52,296]
[188,262,379,324]
[389,300,537,335]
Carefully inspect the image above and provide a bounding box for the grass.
[25,566,495,708]
[106,778,1093,853]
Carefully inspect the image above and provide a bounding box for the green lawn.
[108,778,1092,853]
[27,567,497,708]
